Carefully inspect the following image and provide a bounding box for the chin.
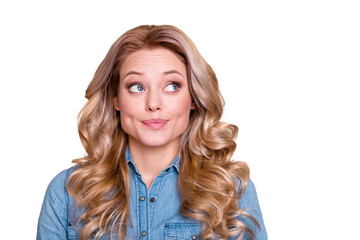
[140,139,174,148]
[135,133,179,148]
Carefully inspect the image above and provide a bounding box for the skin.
[113,48,195,189]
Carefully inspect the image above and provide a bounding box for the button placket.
[136,173,148,240]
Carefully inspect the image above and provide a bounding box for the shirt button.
[139,196,145,201]
[191,234,197,239]
[150,197,155,202]
[165,168,170,172]
[141,230,147,236]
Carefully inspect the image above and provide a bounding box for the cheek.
[168,95,193,117]
[118,92,142,113]
[118,96,139,122]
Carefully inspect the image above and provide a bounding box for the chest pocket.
[67,225,119,240]
[164,222,202,240]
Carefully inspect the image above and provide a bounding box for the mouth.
[141,118,169,130]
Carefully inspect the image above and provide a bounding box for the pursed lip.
[141,118,168,130]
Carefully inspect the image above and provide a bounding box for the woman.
[37,25,267,240]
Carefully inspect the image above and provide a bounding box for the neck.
[128,137,179,189]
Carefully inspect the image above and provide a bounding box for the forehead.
[120,48,186,77]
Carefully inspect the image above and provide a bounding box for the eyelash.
[165,82,181,91]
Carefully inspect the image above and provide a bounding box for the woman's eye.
[129,84,144,93]
[163,82,180,92]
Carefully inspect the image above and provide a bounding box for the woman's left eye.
[163,82,180,92]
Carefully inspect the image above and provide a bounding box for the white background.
[1,0,359,239]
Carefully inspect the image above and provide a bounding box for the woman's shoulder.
[42,166,80,209]
[46,166,77,192]
[237,178,256,197]
[236,178,268,239]
[37,167,78,239]
[236,178,261,210]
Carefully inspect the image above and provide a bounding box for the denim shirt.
[37,147,267,239]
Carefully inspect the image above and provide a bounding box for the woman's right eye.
[129,84,144,93]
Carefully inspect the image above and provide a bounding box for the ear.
[190,101,196,110]
[113,96,121,111]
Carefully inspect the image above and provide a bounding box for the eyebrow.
[123,70,185,79]
[163,70,184,78]
[124,71,143,79]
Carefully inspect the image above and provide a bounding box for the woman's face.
[114,47,194,150]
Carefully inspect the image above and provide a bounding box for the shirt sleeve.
[237,179,268,240]
[37,169,70,240]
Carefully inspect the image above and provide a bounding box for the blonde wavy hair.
[67,25,259,240]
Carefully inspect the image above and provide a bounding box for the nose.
[146,90,162,112]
